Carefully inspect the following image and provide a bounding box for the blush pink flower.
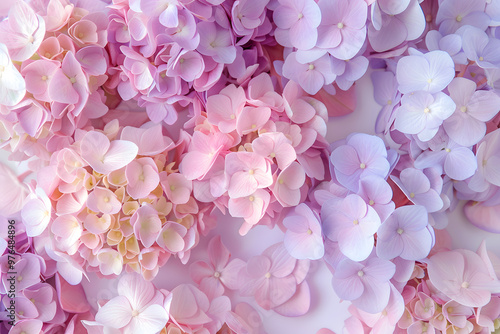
[228,189,270,235]
[51,214,82,254]
[86,186,122,215]
[252,132,296,170]
[156,221,188,253]
[283,203,324,260]
[180,131,233,180]
[161,172,193,205]
[21,59,59,102]
[131,205,162,248]
[0,162,28,217]
[427,249,500,307]
[0,43,26,107]
[272,162,306,207]
[121,124,174,156]
[126,157,160,199]
[21,188,52,237]
[236,106,271,136]
[239,243,298,310]
[206,85,246,133]
[95,274,169,333]
[48,51,88,106]
[0,1,45,61]
[190,236,246,299]
[169,284,212,330]
[225,152,273,198]
[80,131,138,175]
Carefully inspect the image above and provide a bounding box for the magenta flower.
[273,0,321,50]
[322,194,381,261]
[283,203,324,260]
[330,133,390,192]
[190,236,246,299]
[376,205,434,261]
[332,256,396,313]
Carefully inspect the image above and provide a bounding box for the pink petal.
[95,296,132,328]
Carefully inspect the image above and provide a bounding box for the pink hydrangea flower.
[225,151,273,198]
[94,274,170,333]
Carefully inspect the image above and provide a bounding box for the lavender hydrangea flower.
[376,205,434,261]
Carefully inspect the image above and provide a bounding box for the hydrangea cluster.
[1,0,500,333]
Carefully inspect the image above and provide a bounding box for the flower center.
[306,229,312,235]
[456,15,463,22]
[131,309,139,317]
[265,272,271,278]
[357,270,364,277]
[353,219,359,225]
[445,148,451,153]
[104,197,110,203]
[278,178,284,184]
[230,114,235,119]
[45,52,51,58]
[78,33,84,39]
[479,56,484,61]
[297,13,303,19]
[397,228,404,235]
[249,196,254,202]
[461,281,470,288]
[359,163,366,169]
[427,78,432,84]
[29,35,34,43]
[387,99,392,105]
[70,77,77,84]
[170,185,176,191]
[270,152,276,158]
[369,200,374,206]
[308,64,315,70]
[214,271,221,278]
[0,65,4,72]
[424,107,430,113]
[460,106,467,113]
[179,58,185,64]
[410,192,415,198]
[337,22,344,29]
[17,276,23,281]
[248,169,254,175]
[42,75,48,81]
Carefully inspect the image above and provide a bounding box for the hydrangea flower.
[322,194,381,261]
[376,205,434,261]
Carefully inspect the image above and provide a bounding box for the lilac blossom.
[425,30,467,65]
[391,167,444,213]
[376,205,434,261]
[394,91,456,142]
[283,203,324,260]
[282,52,335,95]
[273,0,321,50]
[330,133,390,192]
[368,0,425,52]
[414,139,478,181]
[322,194,381,261]
[358,176,395,223]
[332,55,369,91]
[469,129,500,191]
[316,0,367,60]
[332,256,395,314]
[396,50,455,94]
[461,25,500,69]
[436,0,490,35]
[444,77,500,146]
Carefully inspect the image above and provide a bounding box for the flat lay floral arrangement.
[2,0,500,333]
